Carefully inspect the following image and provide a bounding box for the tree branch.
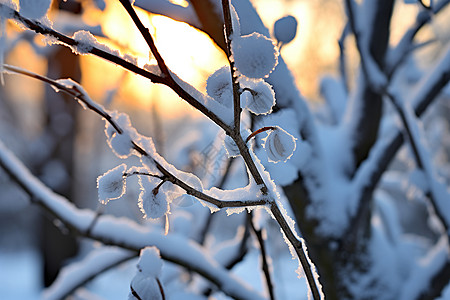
[0,139,266,300]
[1,3,231,133]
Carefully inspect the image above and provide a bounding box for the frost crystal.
[19,0,51,19]
[206,66,233,108]
[105,111,138,159]
[274,15,298,45]
[262,127,296,163]
[97,164,127,204]
[72,30,96,54]
[138,176,169,219]
[232,32,279,79]
[240,78,275,115]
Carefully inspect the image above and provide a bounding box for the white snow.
[206,66,233,108]
[42,247,134,300]
[136,247,162,277]
[239,77,275,115]
[138,176,169,219]
[262,126,297,163]
[232,32,279,79]
[104,111,139,159]
[97,164,127,204]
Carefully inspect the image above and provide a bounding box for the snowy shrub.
[0,0,449,300]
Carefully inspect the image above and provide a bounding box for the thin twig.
[249,212,276,300]
[4,4,323,298]
[3,63,268,210]
[386,91,449,232]
[1,3,231,132]
[270,203,322,300]
[118,0,170,77]
[221,0,242,133]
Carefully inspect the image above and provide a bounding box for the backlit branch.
[0,3,231,132]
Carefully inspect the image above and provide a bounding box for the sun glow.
[80,1,227,118]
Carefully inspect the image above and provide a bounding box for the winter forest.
[0,0,449,299]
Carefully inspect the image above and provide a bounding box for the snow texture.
[43,247,134,300]
[239,77,275,115]
[97,164,127,204]
[232,32,279,79]
[169,70,233,126]
[206,66,233,108]
[137,247,163,277]
[72,30,96,54]
[274,15,298,45]
[105,111,139,159]
[19,0,50,19]
[138,176,169,219]
[262,127,297,163]
[0,140,266,300]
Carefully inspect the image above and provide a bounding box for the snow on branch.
[344,0,388,92]
[0,3,232,132]
[0,139,266,300]
[43,247,135,300]
[386,0,450,75]
[350,45,450,236]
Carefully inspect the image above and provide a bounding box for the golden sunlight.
[81,0,226,118]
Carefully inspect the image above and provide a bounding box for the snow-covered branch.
[0,139,266,300]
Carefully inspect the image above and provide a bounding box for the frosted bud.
[138,176,169,219]
[19,0,51,19]
[240,78,275,115]
[206,66,232,108]
[232,32,279,79]
[105,111,138,159]
[137,247,163,277]
[97,164,127,204]
[262,127,296,163]
[274,15,298,45]
[223,129,251,158]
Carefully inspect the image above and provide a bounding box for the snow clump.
[129,247,164,300]
[206,66,233,108]
[232,32,279,79]
[105,111,139,159]
[262,127,297,163]
[240,77,275,115]
[138,176,170,219]
[97,164,127,204]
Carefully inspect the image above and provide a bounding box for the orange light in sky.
[81,0,227,118]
